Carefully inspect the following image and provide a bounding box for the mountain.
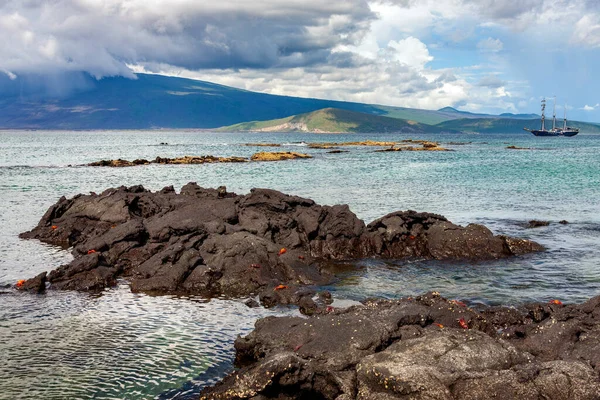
[217,108,446,133]
[436,107,539,120]
[0,73,456,129]
[436,117,600,134]
[0,72,596,131]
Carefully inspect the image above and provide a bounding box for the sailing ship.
[524,97,579,137]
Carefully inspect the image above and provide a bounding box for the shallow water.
[1,130,599,398]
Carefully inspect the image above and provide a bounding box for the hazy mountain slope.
[1,73,594,131]
[217,108,446,133]
[0,73,456,129]
[436,117,600,133]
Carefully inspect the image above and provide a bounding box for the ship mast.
[563,103,567,130]
[552,96,556,130]
[540,98,546,131]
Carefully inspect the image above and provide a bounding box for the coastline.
[2,131,600,398]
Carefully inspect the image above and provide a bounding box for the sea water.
[1,130,599,399]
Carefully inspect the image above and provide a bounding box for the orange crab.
[549,299,563,306]
[87,249,96,255]
[274,284,288,291]
[16,280,26,288]
[51,225,58,230]
[278,248,287,256]
[450,300,467,307]
[458,318,469,329]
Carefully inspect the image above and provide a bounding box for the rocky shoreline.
[87,152,310,166]
[85,140,454,167]
[19,184,542,310]
[16,184,600,399]
[200,292,600,399]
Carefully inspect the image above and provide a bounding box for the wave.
[281,141,307,147]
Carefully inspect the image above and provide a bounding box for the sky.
[1,0,599,121]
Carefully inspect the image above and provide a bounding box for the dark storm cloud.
[0,0,375,78]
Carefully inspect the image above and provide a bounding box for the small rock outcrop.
[20,185,543,307]
[528,220,551,228]
[88,159,150,167]
[200,293,600,399]
[249,152,312,161]
[88,155,247,167]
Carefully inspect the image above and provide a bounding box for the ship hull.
[530,129,561,137]
[525,129,579,137]
[562,130,579,137]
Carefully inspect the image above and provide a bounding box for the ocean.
[1,130,599,399]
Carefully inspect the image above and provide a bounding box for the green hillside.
[436,118,600,134]
[218,108,445,133]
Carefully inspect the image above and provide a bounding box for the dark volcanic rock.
[20,184,543,307]
[16,272,46,293]
[528,219,551,228]
[200,293,600,399]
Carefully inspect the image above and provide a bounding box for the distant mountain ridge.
[0,72,597,132]
[217,108,446,133]
[436,117,600,133]
[220,108,600,134]
[437,106,539,120]
[0,73,453,129]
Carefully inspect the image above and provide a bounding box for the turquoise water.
[1,130,599,398]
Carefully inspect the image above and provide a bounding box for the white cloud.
[477,37,504,52]
[386,37,433,69]
[572,15,600,47]
[581,103,600,111]
[2,69,16,80]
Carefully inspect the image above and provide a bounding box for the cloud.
[463,0,541,21]
[0,0,375,78]
[581,103,600,111]
[1,0,596,118]
[572,15,600,47]
[385,37,433,68]
[477,37,503,52]
[476,74,506,88]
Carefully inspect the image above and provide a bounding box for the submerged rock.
[88,159,150,167]
[249,152,312,161]
[200,293,600,399]
[375,140,450,152]
[308,140,398,149]
[327,150,349,154]
[153,155,247,164]
[20,185,543,307]
[528,220,551,228]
